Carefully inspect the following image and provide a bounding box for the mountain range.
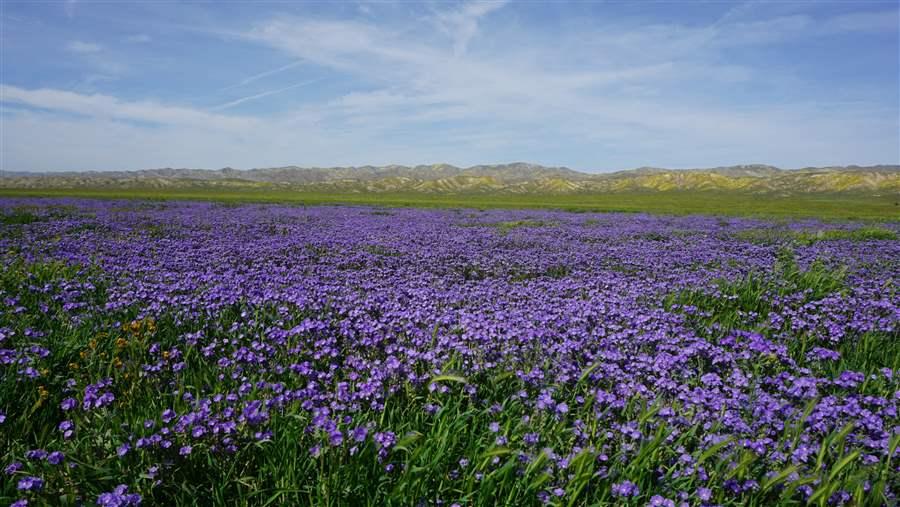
[2,163,899,195]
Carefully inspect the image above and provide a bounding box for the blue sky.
[1,1,898,172]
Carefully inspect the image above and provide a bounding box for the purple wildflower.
[351,426,368,442]
[96,485,142,506]
[59,420,74,439]
[612,480,639,498]
[17,476,44,491]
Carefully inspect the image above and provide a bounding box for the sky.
[1,1,898,173]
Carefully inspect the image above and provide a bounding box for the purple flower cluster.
[17,476,43,491]
[83,378,115,411]
[96,485,142,506]
[612,480,640,497]
[0,198,897,504]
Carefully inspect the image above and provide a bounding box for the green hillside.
[2,187,897,220]
[3,163,898,219]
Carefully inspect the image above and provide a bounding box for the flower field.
[1,198,898,506]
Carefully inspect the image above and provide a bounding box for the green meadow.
[1,188,898,220]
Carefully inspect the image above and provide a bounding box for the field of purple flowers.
[1,198,898,506]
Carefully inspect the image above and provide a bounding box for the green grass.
[733,226,898,246]
[1,207,42,226]
[666,248,898,375]
[2,187,899,220]
[793,226,897,244]
[667,257,844,333]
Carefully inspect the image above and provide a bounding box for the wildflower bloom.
[612,480,640,498]
[351,426,368,442]
[374,431,397,461]
[17,476,44,491]
[648,495,676,507]
[374,431,397,449]
[59,420,74,439]
[1,199,897,504]
[697,487,712,501]
[96,485,142,506]
[24,450,47,461]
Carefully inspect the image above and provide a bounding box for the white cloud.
[66,40,103,54]
[243,9,764,134]
[2,96,894,172]
[0,106,473,172]
[0,85,254,131]
[434,0,510,56]
[63,40,130,80]
[246,18,435,74]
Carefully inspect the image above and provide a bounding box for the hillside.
[2,163,898,196]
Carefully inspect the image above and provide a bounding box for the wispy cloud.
[222,60,304,91]
[213,79,322,110]
[246,18,433,75]
[0,85,253,130]
[434,0,510,56]
[66,40,102,54]
[244,9,736,131]
[64,40,130,81]
[236,4,897,168]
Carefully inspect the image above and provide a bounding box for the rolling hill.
[2,162,898,196]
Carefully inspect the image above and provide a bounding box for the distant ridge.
[3,162,899,195]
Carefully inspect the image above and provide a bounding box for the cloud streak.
[221,60,305,91]
[0,85,254,130]
[213,79,322,110]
